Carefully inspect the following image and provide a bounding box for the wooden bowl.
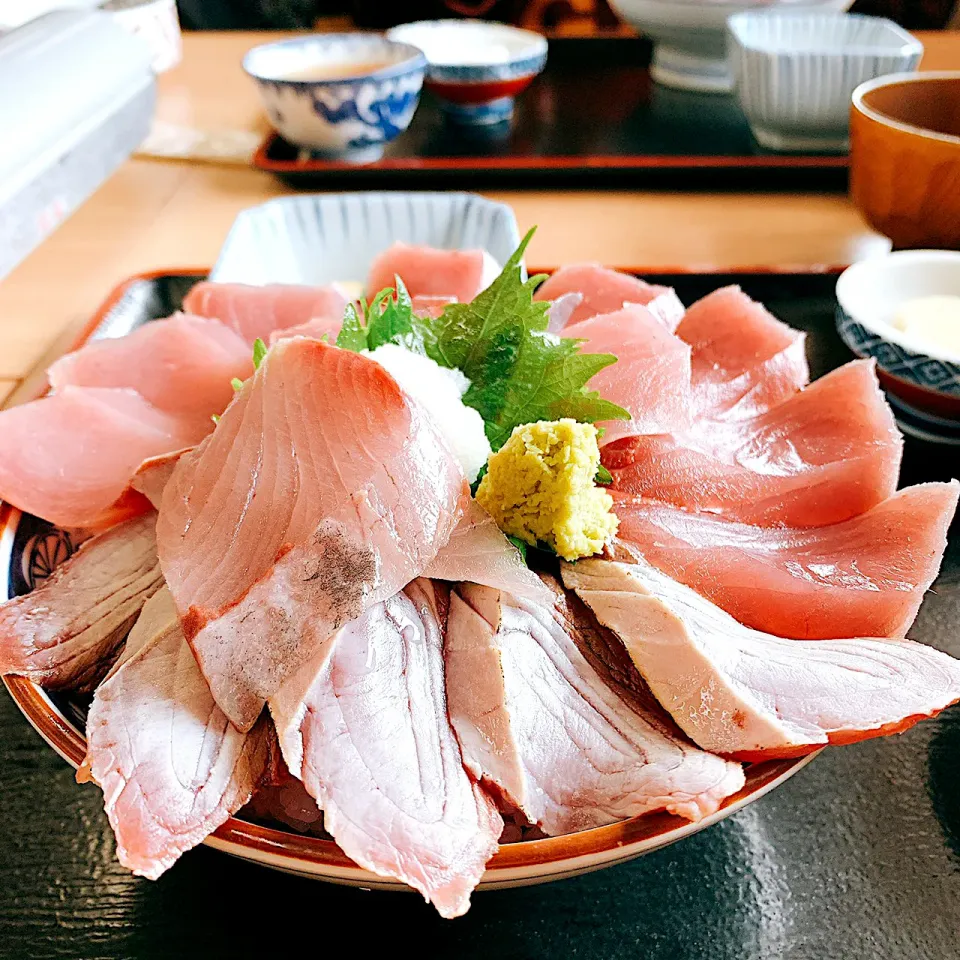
[850,71,960,250]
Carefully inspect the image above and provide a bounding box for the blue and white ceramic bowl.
[387,20,547,126]
[243,34,426,161]
[836,250,960,437]
[727,11,923,152]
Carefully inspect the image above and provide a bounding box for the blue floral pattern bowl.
[243,34,426,161]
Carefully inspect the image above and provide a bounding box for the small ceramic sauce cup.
[243,34,426,161]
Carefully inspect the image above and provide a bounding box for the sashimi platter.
[1,194,959,919]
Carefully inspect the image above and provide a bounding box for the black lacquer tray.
[254,38,849,192]
[2,268,958,960]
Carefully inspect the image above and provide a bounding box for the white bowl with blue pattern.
[387,20,547,126]
[836,250,960,429]
[243,34,426,161]
[727,11,923,152]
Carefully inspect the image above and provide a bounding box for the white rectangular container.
[210,192,522,286]
[0,9,155,280]
[727,11,923,152]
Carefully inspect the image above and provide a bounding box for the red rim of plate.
[1,267,825,881]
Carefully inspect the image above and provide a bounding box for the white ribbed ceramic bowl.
[210,192,521,286]
[727,11,923,151]
[608,0,852,93]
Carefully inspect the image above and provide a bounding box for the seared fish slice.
[79,588,275,879]
[158,338,466,731]
[562,558,960,761]
[271,580,501,919]
[0,513,162,691]
[445,578,745,834]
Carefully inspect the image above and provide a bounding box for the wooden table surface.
[0,29,957,408]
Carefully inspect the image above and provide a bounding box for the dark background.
[2,274,960,959]
[174,1,959,31]
[3,646,960,960]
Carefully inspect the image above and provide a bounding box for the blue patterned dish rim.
[836,307,960,398]
[243,33,427,86]
[835,251,960,368]
[386,20,547,84]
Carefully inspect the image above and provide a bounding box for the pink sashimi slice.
[605,360,903,527]
[445,579,745,833]
[48,314,253,424]
[366,244,494,305]
[0,386,207,529]
[424,498,555,605]
[545,292,584,333]
[535,263,684,330]
[78,587,275,880]
[563,558,960,761]
[157,338,467,731]
[565,305,692,443]
[645,289,687,330]
[268,315,345,346]
[676,286,810,420]
[611,481,959,640]
[0,514,162,690]
[131,449,191,509]
[270,580,501,919]
[412,294,458,318]
[183,282,349,346]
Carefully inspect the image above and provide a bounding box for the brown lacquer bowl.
[0,497,818,891]
[850,72,960,251]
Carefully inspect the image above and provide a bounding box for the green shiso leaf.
[331,227,629,449]
[365,276,428,353]
[420,228,630,450]
[506,535,528,563]
[336,278,431,354]
[335,301,369,352]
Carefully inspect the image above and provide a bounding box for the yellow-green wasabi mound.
[475,419,619,562]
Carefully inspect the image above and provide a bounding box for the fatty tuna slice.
[412,294,457,319]
[535,263,684,330]
[445,579,745,833]
[676,286,809,420]
[366,244,498,304]
[270,579,501,919]
[0,387,205,529]
[605,360,903,527]
[79,587,275,879]
[424,498,554,605]
[267,315,345,346]
[131,449,190,509]
[565,305,693,443]
[611,482,958,640]
[0,513,162,691]
[48,313,253,426]
[158,338,466,731]
[563,558,960,761]
[183,282,349,346]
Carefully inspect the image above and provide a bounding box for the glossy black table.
[1,273,959,959]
